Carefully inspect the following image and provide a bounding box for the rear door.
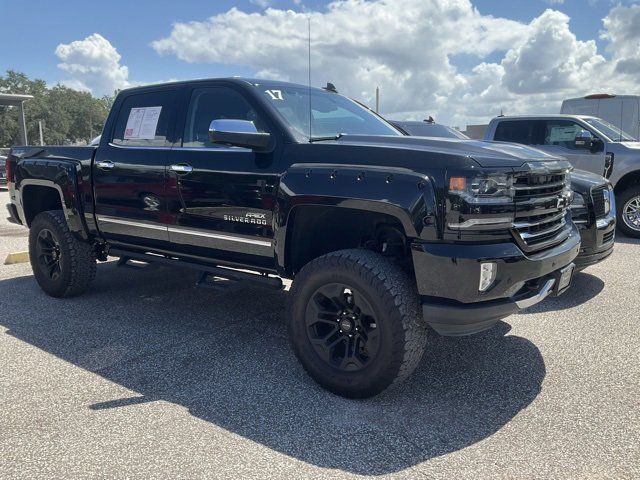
[93,88,178,248]
[165,84,280,269]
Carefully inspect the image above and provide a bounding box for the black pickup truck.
[388,119,615,270]
[5,78,580,398]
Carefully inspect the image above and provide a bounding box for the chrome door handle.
[96,161,115,170]
[170,164,193,174]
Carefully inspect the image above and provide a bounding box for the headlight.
[449,174,513,204]
[570,192,588,224]
[603,187,612,215]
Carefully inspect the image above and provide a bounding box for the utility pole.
[375,86,380,113]
[38,120,44,146]
[18,101,28,145]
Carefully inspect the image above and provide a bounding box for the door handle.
[170,164,193,174]
[96,161,115,170]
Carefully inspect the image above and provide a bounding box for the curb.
[4,251,29,265]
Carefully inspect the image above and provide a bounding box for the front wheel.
[287,249,427,398]
[617,185,640,238]
[29,210,97,297]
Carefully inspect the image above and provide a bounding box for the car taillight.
[5,156,12,186]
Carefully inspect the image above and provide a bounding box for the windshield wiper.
[309,133,344,143]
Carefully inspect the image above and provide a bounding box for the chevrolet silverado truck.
[388,119,614,269]
[5,78,580,398]
[484,115,639,237]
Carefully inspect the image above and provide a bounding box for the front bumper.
[413,223,581,336]
[574,211,615,270]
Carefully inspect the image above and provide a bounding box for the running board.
[196,272,240,291]
[109,248,283,291]
[116,256,150,270]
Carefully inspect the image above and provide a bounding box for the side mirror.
[574,130,593,149]
[208,119,271,150]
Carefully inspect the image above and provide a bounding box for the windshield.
[259,85,401,140]
[583,117,637,142]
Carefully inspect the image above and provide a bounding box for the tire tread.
[29,210,96,297]
[288,248,427,397]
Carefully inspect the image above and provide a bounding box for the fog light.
[479,262,497,292]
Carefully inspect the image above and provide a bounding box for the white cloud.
[150,0,639,127]
[151,1,527,121]
[55,34,130,96]
[602,3,640,76]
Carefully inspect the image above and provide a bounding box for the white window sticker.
[548,125,579,143]
[124,106,162,140]
[265,89,283,101]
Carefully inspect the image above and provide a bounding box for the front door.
[532,119,606,175]
[93,88,178,248]
[165,85,279,269]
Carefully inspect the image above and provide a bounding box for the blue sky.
[1,0,639,126]
[0,0,623,87]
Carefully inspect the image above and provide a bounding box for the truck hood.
[617,141,640,151]
[334,135,564,167]
[571,169,610,195]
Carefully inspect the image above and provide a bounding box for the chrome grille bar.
[512,211,565,229]
[511,167,571,252]
[519,218,567,240]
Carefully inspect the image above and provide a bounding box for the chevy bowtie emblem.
[557,197,568,209]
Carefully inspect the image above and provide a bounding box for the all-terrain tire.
[617,185,640,238]
[29,210,96,297]
[287,249,427,398]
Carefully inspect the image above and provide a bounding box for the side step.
[117,257,150,270]
[196,272,240,292]
[109,248,283,291]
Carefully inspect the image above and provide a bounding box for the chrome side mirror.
[574,130,593,149]
[208,119,271,150]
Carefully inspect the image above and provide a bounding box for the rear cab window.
[111,89,178,147]
[493,120,534,144]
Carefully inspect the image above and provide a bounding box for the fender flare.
[15,160,89,240]
[274,163,439,273]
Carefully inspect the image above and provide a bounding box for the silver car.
[0,155,7,186]
[484,114,640,237]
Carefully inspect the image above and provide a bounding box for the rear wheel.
[287,249,427,398]
[29,210,96,297]
[617,186,640,238]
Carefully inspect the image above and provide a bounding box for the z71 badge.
[224,212,268,225]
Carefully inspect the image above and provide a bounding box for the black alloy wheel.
[288,249,427,398]
[305,283,381,372]
[29,210,96,297]
[35,228,63,281]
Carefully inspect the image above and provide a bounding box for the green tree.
[0,70,115,147]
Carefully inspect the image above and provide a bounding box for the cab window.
[111,90,177,147]
[493,120,534,144]
[539,120,584,150]
[182,87,269,148]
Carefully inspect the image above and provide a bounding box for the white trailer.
[561,94,640,141]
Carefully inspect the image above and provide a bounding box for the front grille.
[512,169,571,252]
[513,173,566,198]
[591,186,606,217]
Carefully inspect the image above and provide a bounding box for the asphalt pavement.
[0,188,638,479]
